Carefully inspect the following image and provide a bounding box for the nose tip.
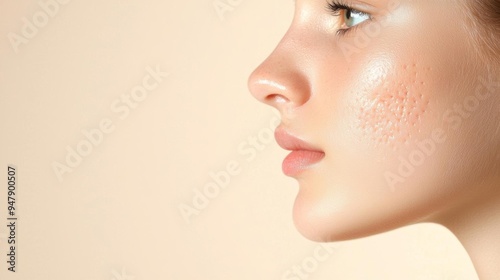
[247,54,310,112]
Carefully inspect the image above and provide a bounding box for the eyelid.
[326,0,376,17]
[326,0,372,34]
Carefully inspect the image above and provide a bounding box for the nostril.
[266,94,290,105]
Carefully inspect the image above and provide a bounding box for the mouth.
[274,126,325,177]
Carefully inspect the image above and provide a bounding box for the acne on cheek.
[356,62,431,148]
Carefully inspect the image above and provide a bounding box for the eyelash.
[326,0,368,36]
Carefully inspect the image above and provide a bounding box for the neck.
[430,185,500,279]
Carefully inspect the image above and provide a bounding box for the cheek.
[355,62,431,148]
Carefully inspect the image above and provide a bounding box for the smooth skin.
[248,0,500,278]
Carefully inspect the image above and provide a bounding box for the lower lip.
[282,150,325,176]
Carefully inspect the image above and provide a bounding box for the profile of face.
[248,0,500,242]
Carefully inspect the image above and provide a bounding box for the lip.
[274,126,325,176]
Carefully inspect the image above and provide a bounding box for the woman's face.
[248,0,500,241]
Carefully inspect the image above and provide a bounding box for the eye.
[327,1,371,32]
[342,8,370,28]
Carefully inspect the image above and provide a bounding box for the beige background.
[0,0,479,279]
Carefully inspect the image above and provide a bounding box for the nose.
[247,39,311,114]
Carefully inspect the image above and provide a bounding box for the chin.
[291,190,363,242]
[291,182,427,243]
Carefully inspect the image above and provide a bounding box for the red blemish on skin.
[357,62,431,149]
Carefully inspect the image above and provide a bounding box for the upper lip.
[274,126,324,152]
